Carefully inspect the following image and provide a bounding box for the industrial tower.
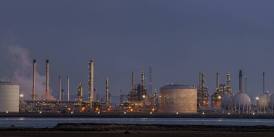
[88,59,95,108]
[197,72,209,110]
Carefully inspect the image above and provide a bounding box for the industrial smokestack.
[263,72,265,93]
[45,59,50,100]
[105,77,110,106]
[216,72,219,90]
[226,73,231,86]
[32,59,37,101]
[67,76,70,102]
[131,72,135,92]
[77,82,83,102]
[58,75,62,101]
[141,71,145,88]
[239,70,243,93]
[88,59,95,106]
[148,66,152,95]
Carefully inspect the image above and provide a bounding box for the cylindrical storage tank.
[159,84,197,113]
[0,82,20,112]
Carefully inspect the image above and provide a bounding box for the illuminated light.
[19,94,24,98]
[142,95,146,99]
[39,111,42,114]
[150,112,153,115]
[152,108,155,112]
[227,112,231,115]
[176,112,179,115]
[5,111,9,114]
[97,111,101,115]
[217,95,222,100]
[124,112,127,115]
[202,112,205,115]
[130,108,133,112]
[252,112,256,115]
[81,107,86,112]
[71,111,74,115]
[256,97,260,101]
[159,96,162,98]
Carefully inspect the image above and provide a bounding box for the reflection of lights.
[19,117,25,121]
[256,97,259,101]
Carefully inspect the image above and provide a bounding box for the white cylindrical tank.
[159,84,197,113]
[257,93,270,109]
[0,82,20,112]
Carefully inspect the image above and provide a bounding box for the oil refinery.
[1,58,274,116]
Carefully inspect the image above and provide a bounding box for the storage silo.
[159,84,197,113]
[0,82,20,112]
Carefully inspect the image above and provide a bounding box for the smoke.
[7,46,55,100]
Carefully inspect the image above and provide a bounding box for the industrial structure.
[197,72,209,110]
[0,82,20,113]
[3,56,274,115]
[159,84,197,113]
[256,72,270,113]
[211,72,233,111]
[233,70,251,113]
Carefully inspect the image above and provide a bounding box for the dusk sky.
[0,0,273,102]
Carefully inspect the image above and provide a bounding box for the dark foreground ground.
[1,124,274,137]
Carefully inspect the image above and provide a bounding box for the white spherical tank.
[0,82,20,112]
[159,84,197,113]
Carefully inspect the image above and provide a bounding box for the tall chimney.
[198,72,202,89]
[77,82,83,102]
[263,72,265,93]
[67,76,70,102]
[105,77,110,106]
[58,75,62,101]
[202,73,206,88]
[45,59,50,100]
[226,73,231,86]
[32,59,37,101]
[216,72,219,90]
[239,70,243,93]
[88,59,95,106]
[131,72,135,92]
[141,71,145,88]
[148,66,152,95]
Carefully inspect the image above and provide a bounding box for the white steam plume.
[8,46,55,100]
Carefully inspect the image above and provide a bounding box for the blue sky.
[0,0,273,102]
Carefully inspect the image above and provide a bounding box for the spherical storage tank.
[159,84,197,113]
[0,82,20,112]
